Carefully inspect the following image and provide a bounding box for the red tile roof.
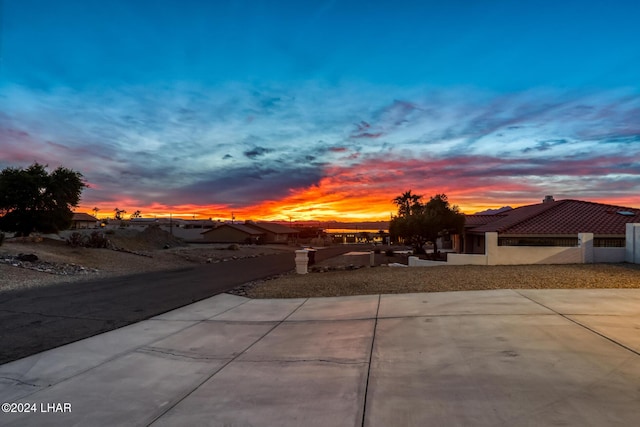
[467,200,640,236]
[464,214,507,226]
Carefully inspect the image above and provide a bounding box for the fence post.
[578,233,594,263]
[485,232,498,265]
[295,250,309,274]
[626,224,640,264]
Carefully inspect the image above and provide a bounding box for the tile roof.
[464,214,507,226]
[72,212,99,222]
[467,199,640,235]
[244,222,300,234]
[203,223,264,235]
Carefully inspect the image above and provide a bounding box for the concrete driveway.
[1,289,639,426]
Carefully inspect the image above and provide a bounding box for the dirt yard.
[0,228,296,292]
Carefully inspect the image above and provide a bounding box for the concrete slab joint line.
[146,296,310,425]
[515,290,640,357]
[361,294,382,427]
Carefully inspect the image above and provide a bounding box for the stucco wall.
[485,232,586,265]
[447,253,488,265]
[485,232,628,265]
[594,247,626,263]
[626,224,640,264]
[415,228,635,267]
[488,246,583,265]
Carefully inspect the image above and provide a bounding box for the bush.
[0,232,4,246]
[228,243,240,250]
[373,248,381,254]
[66,232,86,248]
[385,249,395,257]
[66,231,110,248]
[86,231,109,248]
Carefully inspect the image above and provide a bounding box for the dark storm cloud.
[244,146,274,159]
[522,139,569,153]
[165,164,324,207]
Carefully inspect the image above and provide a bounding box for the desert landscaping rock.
[243,263,640,299]
[0,229,297,292]
[1,254,100,276]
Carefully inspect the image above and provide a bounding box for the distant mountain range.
[473,206,513,215]
[274,220,390,231]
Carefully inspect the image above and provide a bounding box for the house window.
[498,237,579,247]
[594,238,625,247]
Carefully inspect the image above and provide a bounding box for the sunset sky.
[1,0,639,221]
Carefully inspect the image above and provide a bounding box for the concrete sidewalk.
[1,289,639,426]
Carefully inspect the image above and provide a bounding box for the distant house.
[201,223,265,244]
[243,221,299,244]
[129,218,159,227]
[181,219,216,230]
[448,198,640,265]
[70,212,99,229]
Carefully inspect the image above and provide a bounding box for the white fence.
[446,226,640,266]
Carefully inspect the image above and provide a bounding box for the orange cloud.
[78,154,640,221]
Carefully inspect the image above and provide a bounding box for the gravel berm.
[243,263,640,299]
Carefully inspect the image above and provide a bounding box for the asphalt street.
[0,245,356,364]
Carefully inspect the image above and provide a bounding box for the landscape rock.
[17,253,39,262]
[1,254,99,276]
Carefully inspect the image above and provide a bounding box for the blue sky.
[1,0,639,219]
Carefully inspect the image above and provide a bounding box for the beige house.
[243,222,299,244]
[70,213,99,229]
[448,198,640,265]
[201,223,264,244]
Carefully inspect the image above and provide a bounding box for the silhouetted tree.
[114,208,126,220]
[392,190,423,217]
[0,163,86,236]
[390,192,465,255]
[130,210,142,219]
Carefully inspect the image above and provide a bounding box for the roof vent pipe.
[543,195,555,203]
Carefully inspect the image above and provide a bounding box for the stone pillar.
[485,232,498,265]
[578,233,594,264]
[369,251,375,267]
[295,250,309,274]
[626,224,640,264]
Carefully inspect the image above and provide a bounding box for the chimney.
[543,195,555,203]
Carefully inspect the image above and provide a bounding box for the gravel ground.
[244,263,640,299]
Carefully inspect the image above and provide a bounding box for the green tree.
[0,163,86,236]
[389,192,465,255]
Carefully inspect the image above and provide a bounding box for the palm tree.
[114,208,126,220]
[392,190,423,217]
